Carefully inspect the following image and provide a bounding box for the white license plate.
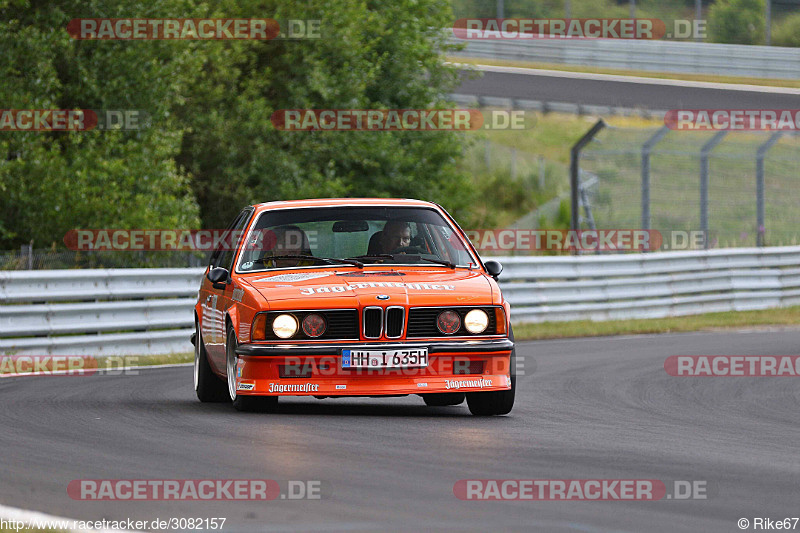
[341,348,429,369]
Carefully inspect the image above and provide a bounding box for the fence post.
[484,139,491,169]
[756,132,783,247]
[640,126,670,232]
[21,243,33,270]
[766,0,772,46]
[695,0,703,42]
[538,156,545,189]
[578,170,597,232]
[699,131,727,249]
[570,119,605,233]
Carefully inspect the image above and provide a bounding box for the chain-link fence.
[578,126,800,248]
[462,139,570,229]
[1,247,208,270]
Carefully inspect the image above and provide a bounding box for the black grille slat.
[363,307,383,338]
[261,310,358,340]
[407,307,498,337]
[385,307,404,338]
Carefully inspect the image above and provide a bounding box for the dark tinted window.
[210,208,252,270]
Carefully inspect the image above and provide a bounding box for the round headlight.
[302,313,326,338]
[272,314,298,339]
[436,310,461,334]
[463,309,489,334]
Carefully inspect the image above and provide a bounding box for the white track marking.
[0,502,137,532]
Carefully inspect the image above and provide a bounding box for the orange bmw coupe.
[191,198,515,415]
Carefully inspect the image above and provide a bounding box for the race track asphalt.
[1,329,799,532]
[455,66,800,110]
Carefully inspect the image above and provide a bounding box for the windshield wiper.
[420,257,456,269]
[347,254,395,263]
[351,254,456,268]
[347,254,456,269]
[254,255,363,268]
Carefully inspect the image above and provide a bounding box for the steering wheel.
[391,246,427,255]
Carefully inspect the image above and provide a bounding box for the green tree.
[708,0,766,45]
[0,0,201,248]
[176,0,475,230]
[773,12,800,47]
[1,0,475,249]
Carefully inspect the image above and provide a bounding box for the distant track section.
[455,64,800,111]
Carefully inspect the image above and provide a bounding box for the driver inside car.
[259,225,314,268]
[379,220,412,253]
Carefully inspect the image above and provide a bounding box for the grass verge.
[514,306,800,340]
[0,352,193,375]
[449,56,800,89]
[120,352,193,367]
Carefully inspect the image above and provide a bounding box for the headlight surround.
[436,310,461,334]
[463,309,489,334]
[272,314,299,339]
[302,313,326,338]
[252,314,267,340]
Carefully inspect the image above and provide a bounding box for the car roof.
[251,198,441,213]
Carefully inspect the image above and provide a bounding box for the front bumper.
[236,338,513,356]
[233,338,513,397]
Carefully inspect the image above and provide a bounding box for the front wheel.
[226,325,278,413]
[195,321,228,402]
[466,327,516,416]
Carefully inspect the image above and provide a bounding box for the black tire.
[226,325,278,413]
[194,320,228,403]
[466,326,516,416]
[422,392,466,406]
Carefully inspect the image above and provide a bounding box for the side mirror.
[484,260,503,280]
[207,267,230,290]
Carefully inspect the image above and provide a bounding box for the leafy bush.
[708,0,766,45]
[773,12,800,47]
[0,0,473,248]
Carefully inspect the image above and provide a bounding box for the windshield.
[236,206,479,273]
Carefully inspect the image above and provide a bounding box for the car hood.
[241,268,494,308]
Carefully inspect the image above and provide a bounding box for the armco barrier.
[500,247,800,322]
[449,37,800,80]
[1,247,799,355]
[0,268,204,356]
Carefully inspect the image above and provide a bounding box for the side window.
[209,209,252,270]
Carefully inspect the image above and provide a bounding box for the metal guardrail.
[449,37,800,79]
[2,247,800,355]
[0,268,204,355]
[501,247,800,323]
